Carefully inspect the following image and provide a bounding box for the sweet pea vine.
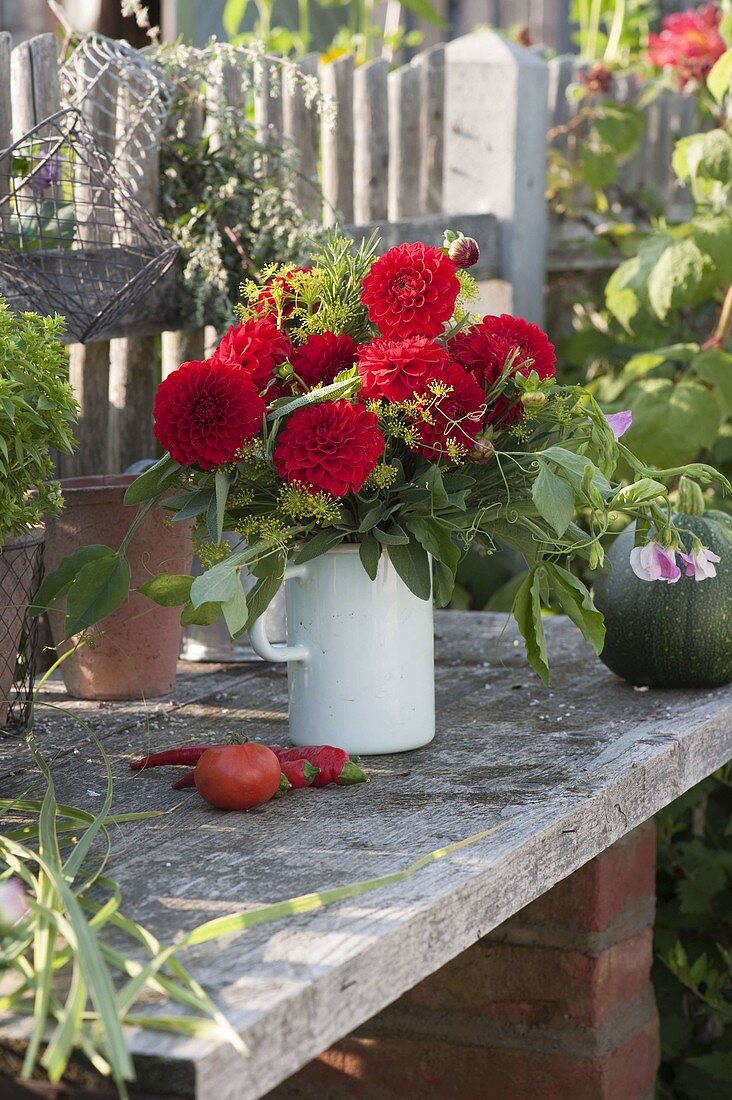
[34,229,729,684]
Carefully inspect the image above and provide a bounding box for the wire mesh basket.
[0,529,44,735]
[0,108,178,342]
[60,32,175,190]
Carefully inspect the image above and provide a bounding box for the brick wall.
[268,821,659,1100]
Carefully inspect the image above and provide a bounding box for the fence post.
[442,30,549,324]
[108,82,161,470]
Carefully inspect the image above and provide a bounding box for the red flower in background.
[450,314,556,390]
[291,332,357,390]
[647,3,725,87]
[154,358,265,471]
[274,400,385,497]
[254,267,312,318]
[357,335,450,402]
[409,362,486,459]
[361,242,460,338]
[215,317,292,394]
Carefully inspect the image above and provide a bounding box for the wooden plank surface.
[1,612,731,1098]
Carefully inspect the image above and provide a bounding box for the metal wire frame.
[0,532,44,736]
[0,108,178,342]
[60,32,175,188]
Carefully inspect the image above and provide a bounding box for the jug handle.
[249,564,308,664]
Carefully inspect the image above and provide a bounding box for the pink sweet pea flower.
[0,878,27,929]
[604,410,632,440]
[679,546,720,581]
[630,542,682,583]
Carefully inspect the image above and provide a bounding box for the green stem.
[712,283,732,347]
[604,0,625,62]
[587,0,602,61]
[297,0,310,50]
[117,497,157,557]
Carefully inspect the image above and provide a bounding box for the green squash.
[593,510,732,688]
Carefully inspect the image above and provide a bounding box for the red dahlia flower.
[357,335,450,402]
[214,317,292,394]
[154,358,265,471]
[647,3,725,87]
[411,362,486,459]
[291,332,358,391]
[361,242,460,338]
[254,266,312,318]
[274,400,385,497]
[450,314,556,390]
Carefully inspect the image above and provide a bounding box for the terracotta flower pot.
[0,527,44,727]
[43,475,193,700]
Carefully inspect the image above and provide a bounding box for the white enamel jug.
[249,546,435,755]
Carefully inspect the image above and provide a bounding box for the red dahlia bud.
[447,233,480,270]
[468,434,495,464]
[579,63,613,96]
[516,26,532,48]
[521,391,547,409]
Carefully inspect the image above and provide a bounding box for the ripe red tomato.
[194,744,281,810]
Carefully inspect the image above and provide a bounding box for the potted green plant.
[0,300,76,727]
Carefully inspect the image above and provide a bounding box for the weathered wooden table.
[1,612,731,1099]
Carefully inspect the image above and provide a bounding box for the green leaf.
[593,104,645,157]
[214,470,230,544]
[359,534,381,580]
[387,540,432,601]
[64,556,131,639]
[407,516,460,571]
[622,344,698,379]
[373,525,409,545]
[189,559,241,607]
[611,478,667,506]
[690,348,732,413]
[691,214,732,285]
[531,464,575,537]
[221,580,248,637]
[30,545,113,616]
[398,0,447,27]
[512,567,549,684]
[543,563,605,656]
[180,600,222,626]
[647,240,708,320]
[138,573,194,607]
[266,374,359,422]
[167,487,215,522]
[579,146,618,189]
[605,257,641,332]
[243,566,285,633]
[123,455,180,505]
[687,1053,732,1081]
[625,379,722,466]
[295,529,345,563]
[432,559,456,608]
[707,47,732,103]
[423,465,450,509]
[357,503,387,532]
[541,446,612,498]
[222,0,248,37]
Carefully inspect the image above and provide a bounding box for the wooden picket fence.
[0,27,700,478]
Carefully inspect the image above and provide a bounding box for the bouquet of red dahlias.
[38,230,727,681]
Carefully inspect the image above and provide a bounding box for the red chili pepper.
[130,746,213,771]
[171,770,196,790]
[280,759,320,789]
[270,746,368,787]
